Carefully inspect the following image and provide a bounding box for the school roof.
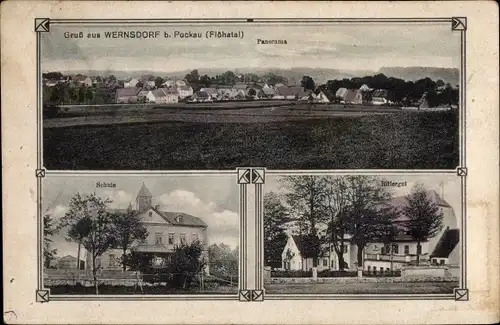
[387,190,452,222]
[137,183,152,197]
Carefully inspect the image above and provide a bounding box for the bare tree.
[342,176,396,269]
[322,176,350,270]
[281,176,327,267]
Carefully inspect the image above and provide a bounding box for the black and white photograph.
[42,175,239,295]
[263,174,461,295]
[41,21,461,170]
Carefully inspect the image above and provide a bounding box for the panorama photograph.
[263,174,461,295]
[42,175,239,295]
[42,23,461,170]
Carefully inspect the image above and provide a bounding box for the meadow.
[43,110,459,170]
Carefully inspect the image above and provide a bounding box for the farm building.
[116,87,141,103]
[371,89,390,105]
[146,88,179,103]
[191,91,212,102]
[177,85,194,99]
[124,77,140,88]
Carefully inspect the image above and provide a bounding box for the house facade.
[146,88,179,103]
[363,190,459,271]
[116,87,141,103]
[87,183,209,273]
[177,86,194,99]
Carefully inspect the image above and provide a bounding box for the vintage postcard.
[1,1,499,325]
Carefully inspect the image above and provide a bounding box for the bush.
[317,270,357,278]
[271,270,312,278]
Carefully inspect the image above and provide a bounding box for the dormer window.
[149,211,153,218]
[176,215,183,223]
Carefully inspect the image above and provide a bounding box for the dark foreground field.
[265,281,458,295]
[44,111,458,170]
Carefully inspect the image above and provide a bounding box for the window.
[404,245,410,255]
[191,233,198,243]
[417,245,422,254]
[323,259,328,267]
[440,259,445,265]
[109,254,116,267]
[392,244,399,254]
[180,233,186,245]
[155,232,163,245]
[168,233,175,245]
[149,211,153,218]
[386,268,390,272]
[367,266,371,271]
[381,247,385,255]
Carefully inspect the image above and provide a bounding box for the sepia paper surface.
[1,1,499,324]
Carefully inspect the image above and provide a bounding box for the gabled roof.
[116,87,141,98]
[387,190,452,222]
[150,88,178,98]
[178,85,193,91]
[430,228,459,258]
[261,87,276,95]
[276,86,312,98]
[194,91,210,98]
[343,89,359,102]
[137,183,152,198]
[372,89,389,98]
[154,210,208,227]
[292,235,307,256]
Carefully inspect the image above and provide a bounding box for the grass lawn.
[43,110,458,170]
[265,281,458,295]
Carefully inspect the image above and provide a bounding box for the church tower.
[136,183,152,211]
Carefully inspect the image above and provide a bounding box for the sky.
[43,175,239,258]
[265,174,462,229]
[41,23,461,73]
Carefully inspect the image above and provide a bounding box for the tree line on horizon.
[264,176,445,270]
[42,69,458,108]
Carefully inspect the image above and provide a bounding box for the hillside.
[378,67,459,85]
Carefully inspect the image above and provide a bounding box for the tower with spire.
[136,182,152,211]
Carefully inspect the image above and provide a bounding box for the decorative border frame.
[35,17,467,302]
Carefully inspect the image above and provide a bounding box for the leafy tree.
[263,192,290,268]
[322,176,350,270]
[168,241,207,289]
[154,76,164,88]
[110,209,148,271]
[43,214,59,269]
[247,88,257,98]
[199,74,211,88]
[185,69,200,84]
[60,193,114,294]
[281,176,327,267]
[342,176,397,268]
[43,71,64,80]
[66,216,92,270]
[301,76,316,91]
[402,184,444,265]
[208,243,238,282]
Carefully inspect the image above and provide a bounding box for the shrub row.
[270,270,312,278]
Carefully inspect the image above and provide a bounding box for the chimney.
[439,181,445,199]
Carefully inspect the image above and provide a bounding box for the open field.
[44,104,401,128]
[43,110,458,170]
[265,281,458,294]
